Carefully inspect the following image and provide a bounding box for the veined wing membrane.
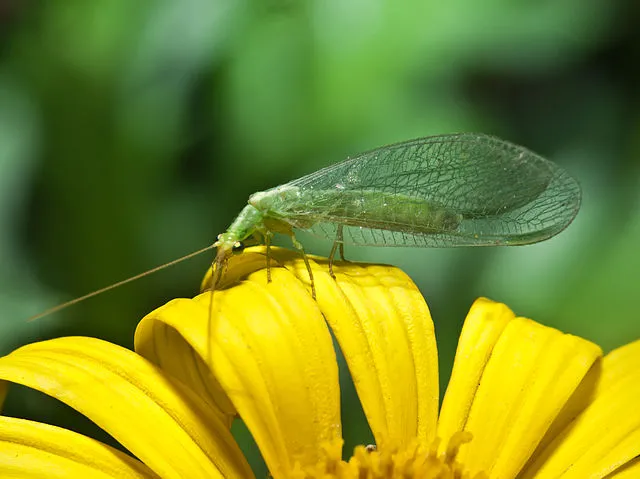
[269,133,581,247]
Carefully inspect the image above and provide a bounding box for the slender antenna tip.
[26,243,218,323]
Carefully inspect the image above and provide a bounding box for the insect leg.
[290,233,316,299]
[328,242,338,279]
[337,224,348,261]
[265,233,272,283]
[328,224,345,279]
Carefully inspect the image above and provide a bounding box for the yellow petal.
[522,339,640,478]
[268,247,439,448]
[135,298,237,427]
[608,457,640,478]
[438,298,515,445]
[137,248,341,479]
[0,337,253,479]
[449,308,602,478]
[0,415,155,478]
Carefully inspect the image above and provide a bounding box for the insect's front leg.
[253,224,275,283]
[264,232,273,283]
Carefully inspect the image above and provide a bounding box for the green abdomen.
[262,188,462,235]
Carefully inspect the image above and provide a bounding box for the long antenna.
[27,243,217,322]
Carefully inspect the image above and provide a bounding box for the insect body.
[212,133,581,295]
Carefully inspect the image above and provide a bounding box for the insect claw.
[328,262,336,280]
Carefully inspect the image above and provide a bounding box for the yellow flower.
[1,246,639,478]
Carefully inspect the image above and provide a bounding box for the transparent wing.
[274,133,581,247]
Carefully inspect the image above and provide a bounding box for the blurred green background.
[1,0,638,473]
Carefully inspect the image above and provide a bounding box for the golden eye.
[232,241,245,252]
[217,233,223,241]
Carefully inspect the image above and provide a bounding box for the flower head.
[1,246,639,478]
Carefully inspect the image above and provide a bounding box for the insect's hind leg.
[328,225,347,279]
[290,233,316,299]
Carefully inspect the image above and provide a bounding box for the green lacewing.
[30,133,580,318]
[212,133,580,296]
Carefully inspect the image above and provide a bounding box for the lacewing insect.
[211,133,580,295]
[30,133,581,319]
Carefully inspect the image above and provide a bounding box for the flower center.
[294,432,486,479]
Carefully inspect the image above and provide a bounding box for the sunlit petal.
[138,248,341,478]
[0,415,155,478]
[0,337,253,479]
[607,457,640,478]
[521,339,640,478]
[438,297,515,444]
[135,298,237,427]
[269,248,439,448]
[439,299,602,478]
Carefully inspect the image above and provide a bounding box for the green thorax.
[222,204,265,243]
